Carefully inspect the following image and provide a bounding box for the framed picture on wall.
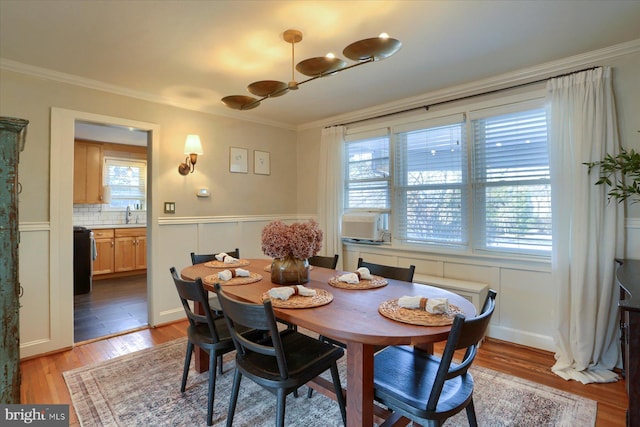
[254,150,270,175]
[229,147,248,173]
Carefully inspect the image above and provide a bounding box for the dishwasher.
[73,226,95,295]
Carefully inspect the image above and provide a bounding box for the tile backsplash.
[73,204,147,226]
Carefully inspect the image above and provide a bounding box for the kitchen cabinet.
[74,140,103,204]
[114,228,147,273]
[92,227,146,278]
[93,229,115,275]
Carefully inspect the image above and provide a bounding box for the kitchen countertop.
[84,224,147,229]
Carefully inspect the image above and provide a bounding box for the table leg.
[193,301,209,373]
[346,341,375,427]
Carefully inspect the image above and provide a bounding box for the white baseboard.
[488,325,556,353]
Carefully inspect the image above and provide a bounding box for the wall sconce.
[178,134,203,175]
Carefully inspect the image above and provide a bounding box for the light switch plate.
[164,202,175,214]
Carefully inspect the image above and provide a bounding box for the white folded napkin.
[217,268,250,281]
[267,285,317,300]
[337,267,372,284]
[356,267,372,280]
[217,270,233,281]
[397,296,449,314]
[338,272,359,284]
[215,252,239,263]
[295,285,317,297]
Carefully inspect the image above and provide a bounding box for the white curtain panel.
[547,67,624,384]
[317,126,345,270]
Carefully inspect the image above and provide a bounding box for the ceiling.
[2,0,640,128]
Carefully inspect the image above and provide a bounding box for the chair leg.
[465,398,478,427]
[276,388,287,427]
[207,351,217,426]
[306,334,328,399]
[226,369,242,427]
[329,363,347,426]
[181,341,194,393]
[217,354,223,375]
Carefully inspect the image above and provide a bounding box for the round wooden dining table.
[181,258,475,427]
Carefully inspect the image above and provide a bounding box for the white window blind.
[344,134,390,211]
[103,157,147,210]
[472,108,551,254]
[394,118,467,245]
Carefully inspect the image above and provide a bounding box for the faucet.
[125,205,131,224]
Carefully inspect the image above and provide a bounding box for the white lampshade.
[184,134,203,155]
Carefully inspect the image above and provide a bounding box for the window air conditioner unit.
[341,212,383,241]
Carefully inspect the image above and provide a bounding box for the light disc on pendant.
[343,37,402,61]
[296,57,348,77]
[247,80,289,97]
[221,95,260,110]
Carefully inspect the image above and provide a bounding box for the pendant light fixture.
[221,29,401,111]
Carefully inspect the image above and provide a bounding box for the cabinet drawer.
[115,227,146,238]
[93,229,114,239]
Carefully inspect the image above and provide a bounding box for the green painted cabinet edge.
[0,117,28,403]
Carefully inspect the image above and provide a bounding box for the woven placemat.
[203,259,250,268]
[328,275,388,289]
[378,299,464,326]
[203,272,262,286]
[262,288,333,309]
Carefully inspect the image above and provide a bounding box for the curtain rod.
[329,66,601,128]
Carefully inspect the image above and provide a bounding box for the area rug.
[63,337,596,426]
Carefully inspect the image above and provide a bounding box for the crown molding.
[0,58,297,131]
[301,38,640,130]
[3,38,639,133]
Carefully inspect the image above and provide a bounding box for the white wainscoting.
[153,214,308,327]
[18,223,58,358]
[413,274,489,313]
[345,243,554,352]
[17,215,640,358]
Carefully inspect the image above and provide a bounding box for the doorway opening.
[72,120,150,343]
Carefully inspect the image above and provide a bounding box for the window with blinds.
[343,97,551,257]
[344,135,390,210]
[103,157,147,210]
[394,119,467,245]
[472,108,551,254]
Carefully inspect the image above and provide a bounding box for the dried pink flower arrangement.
[261,219,323,260]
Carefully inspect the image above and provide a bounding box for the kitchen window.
[103,157,147,211]
[344,97,551,257]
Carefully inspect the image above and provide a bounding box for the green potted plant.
[585,147,640,203]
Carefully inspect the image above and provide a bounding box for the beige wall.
[0,69,299,222]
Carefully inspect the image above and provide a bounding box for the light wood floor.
[20,321,627,426]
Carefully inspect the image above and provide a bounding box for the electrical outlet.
[164,202,176,214]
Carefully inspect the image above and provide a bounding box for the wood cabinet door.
[93,238,114,275]
[114,236,137,272]
[134,236,147,270]
[73,141,103,204]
